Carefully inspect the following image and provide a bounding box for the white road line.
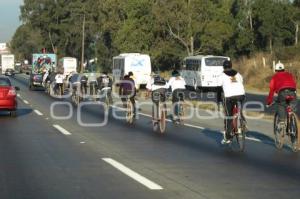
[111,105,262,143]
[184,123,205,130]
[102,158,163,190]
[53,125,72,135]
[245,137,262,142]
[17,94,21,97]
[34,109,43,116]
[23,100,29,104]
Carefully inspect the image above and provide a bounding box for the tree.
[10,24,44,61]
[252,0,294,53]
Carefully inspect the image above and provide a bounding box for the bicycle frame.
[272,94,299,152]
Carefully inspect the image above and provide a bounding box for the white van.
[112,53,152,88]
[181,55,230,91]
[57,57,77,77]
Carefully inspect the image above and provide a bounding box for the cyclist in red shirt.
[267,62,297,123]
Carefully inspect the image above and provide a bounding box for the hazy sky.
[0,0,23,43]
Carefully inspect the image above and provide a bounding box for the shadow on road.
[0,108,33,118]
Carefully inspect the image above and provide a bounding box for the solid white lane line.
[102,158,163,190]
[17,94,21,97]
[111,105,262,142]
[23,100,29,104]
[34,110,43,116]
[245,137,262,142]
[53,125,72,135]
[184,123,205,130]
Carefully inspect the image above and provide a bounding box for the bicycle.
[71,83,81,106]
[89,81,98,101]
[98,87,112,106]
[55,83,63,98]
[228,102,247,152]
[151,92,167,134]
[270,95,299,152]
[125,96,135,124]
[173,92,185,125]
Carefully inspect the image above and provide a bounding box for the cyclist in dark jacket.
[119,73,136,117]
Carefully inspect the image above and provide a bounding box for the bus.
[112,53,152,89]
[181,55,230,91]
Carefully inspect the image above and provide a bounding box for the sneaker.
[221,138,232,145]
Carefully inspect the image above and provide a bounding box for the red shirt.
[267,71,297,105]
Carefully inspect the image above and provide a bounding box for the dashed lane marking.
[34,110,43,116]
[102,158,163,190]
[53,125,72,135]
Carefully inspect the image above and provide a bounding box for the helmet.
[223,60,232,69]
[275,62,284,71]
[128,71,133,76]
[172,70,180,77]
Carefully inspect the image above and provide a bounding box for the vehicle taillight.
[8,89,16,96]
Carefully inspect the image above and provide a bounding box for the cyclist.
[54,72,64,96]
[146,72,168,120]
[266,62,297,125]
[97,72,113,103]
[167,70,186,123]
[119,72,136,118]
[218,60,245,144]
[69,72,80,91]
[42,69,50,87]
[80,74,88,96]
[88,72,98,96]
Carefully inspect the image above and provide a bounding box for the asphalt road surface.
[0,74,299,199]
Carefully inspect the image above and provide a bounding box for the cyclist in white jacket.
[218,60,246,144]
[167,70,186,122]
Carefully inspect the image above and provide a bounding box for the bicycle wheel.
[126,99,134,124]
[158,103,166,133]
[59,85,63,98]
[274,113,284,149]
[289,113,299,152]
[177,101,184,125]
[235,117,246,152]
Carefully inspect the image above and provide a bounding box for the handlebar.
[266,102,275,108]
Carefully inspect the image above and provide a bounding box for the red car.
[0,76,19,117]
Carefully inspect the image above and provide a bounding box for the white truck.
[1,54,15,74]
[112,53,152,89]
[57,57,77,77]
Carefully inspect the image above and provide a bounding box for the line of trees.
[10,0,300,71]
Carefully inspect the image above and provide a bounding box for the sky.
[0,0,23,43]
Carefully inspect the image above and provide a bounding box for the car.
[4,68,15,77]
[0,76,19,117]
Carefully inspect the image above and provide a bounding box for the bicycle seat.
[285,95,295,102]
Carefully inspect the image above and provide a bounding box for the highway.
[0,74,299,199]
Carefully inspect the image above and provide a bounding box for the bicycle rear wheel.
[235,117,246,152]
[178,101,184,125]
[274,113,284,149]
[289,113,299,152]
[158,103,166,134]
[126,100,134,124]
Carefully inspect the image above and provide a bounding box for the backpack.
[153,75,166,86]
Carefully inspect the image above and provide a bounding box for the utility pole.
[80,13,86,73]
